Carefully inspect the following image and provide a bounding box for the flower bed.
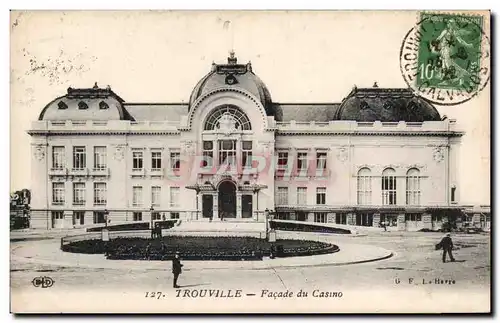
[62,236,339,261]
[270,220,351,234]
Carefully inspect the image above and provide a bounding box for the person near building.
[172,251,183,288]
[436,233,456,263]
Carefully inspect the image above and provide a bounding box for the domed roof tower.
[334,84,441,122]
[189,51,282,121]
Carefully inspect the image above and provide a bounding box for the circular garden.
[62,236,339,261]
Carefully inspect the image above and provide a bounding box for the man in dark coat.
[172,251,183,288]
[437,233,455,263]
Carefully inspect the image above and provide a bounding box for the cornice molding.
[28,130,181,136]
[276,130,464,137]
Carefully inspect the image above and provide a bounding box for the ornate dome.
[335,85,441,122]
[38,83,134,121]
[189,52,282,121]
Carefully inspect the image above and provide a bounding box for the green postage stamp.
[400,12,490,105]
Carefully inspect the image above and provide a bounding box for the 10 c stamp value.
[400,12,490,105]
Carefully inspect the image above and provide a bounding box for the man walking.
[172,251,183,288]
[437,233,456,263]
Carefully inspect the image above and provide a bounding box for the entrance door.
[297,212,307,221]
[202,195,213,218]
[93,211,105,224]
[74,211,85,226]
[218,181,236,219]
[51,211,64,229]
[242,195,253,218]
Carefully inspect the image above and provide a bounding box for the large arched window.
[406,168,421,205]
[357,168,372,205]
[382,168,396,205]
[204,105,251,131]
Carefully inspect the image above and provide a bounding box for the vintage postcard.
[10,10,491,313]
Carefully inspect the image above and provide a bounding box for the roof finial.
[228,50,237,64]
[373,81,378,88]
[93,82,98,89]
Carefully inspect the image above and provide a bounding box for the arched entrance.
[218,181,236,219]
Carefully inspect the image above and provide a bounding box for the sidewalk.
[11,231,393,271]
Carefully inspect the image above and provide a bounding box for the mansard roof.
[38,83,134,121]
[334,84,441,122]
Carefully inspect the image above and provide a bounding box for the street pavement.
[10,230,491,313]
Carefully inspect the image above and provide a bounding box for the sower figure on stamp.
[172,251,183,288]
[437,233,455,263]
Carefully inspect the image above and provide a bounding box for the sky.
[9,10,490,205]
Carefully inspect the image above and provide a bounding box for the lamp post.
[150,205,154,230]
[104,208,109,228]
[264,208,270,238]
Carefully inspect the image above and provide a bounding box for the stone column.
[398,213,406,231]
[373,213,381,228]
[253,191,257,221]
[212,193,219,220]
[422,213,432,230]
[307,212,314,222]
[236,192,242,219]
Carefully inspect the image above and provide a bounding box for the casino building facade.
[28,53,465,231]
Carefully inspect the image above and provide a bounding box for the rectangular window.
[132,151,143,170]
[151,186,161,207]
[151,151,162,170]
[73,146,86,170]
[170,187,180,207]
[316,187,326,205]
[52,182,65,205]
[132,186,143,207]
[314,213,327,223]
[276,187,288,205]
[202,141,213,167]
[316,152,327,170]
[52,146,65,169]
[382,176,397,205]
[151,212,161,221]
[170,212,180,219]
[72,183,86,205]
[170,152,181,171]
[451,187,456,203]
[133,212,143,221]
[218,140,236,167]
[297,187,307,205]
[297,152,308,171]
[93,182,107,206]
[93,146,107,170]
[277,152,288,170]
[241,141,253,168]
[405,213,422,222]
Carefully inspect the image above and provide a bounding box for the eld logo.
[32,276,54,288]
